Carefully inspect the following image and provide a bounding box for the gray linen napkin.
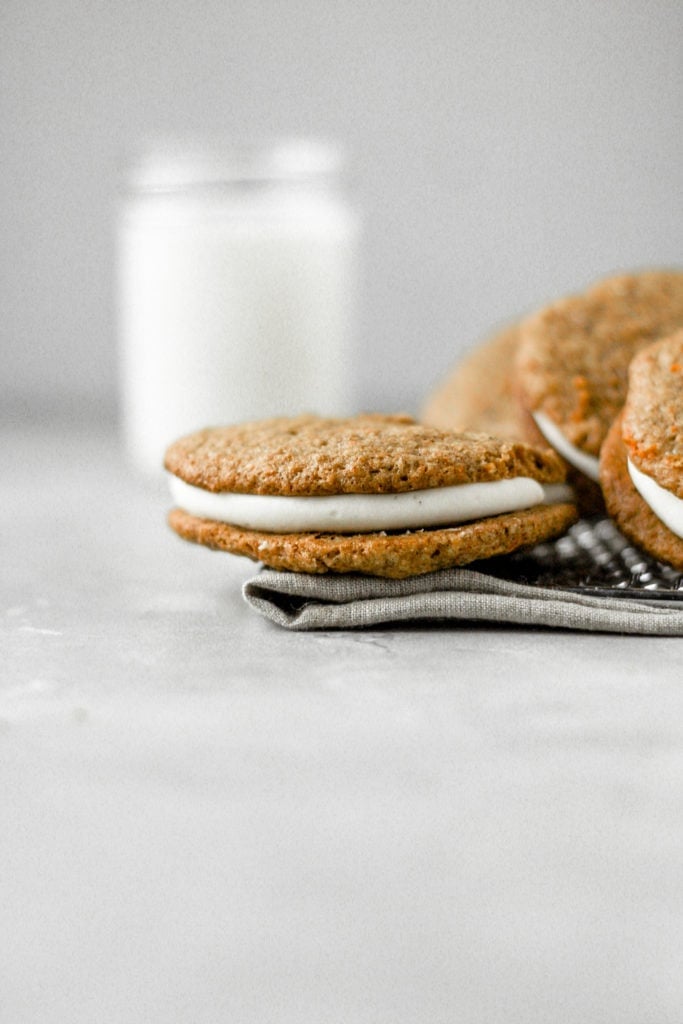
[242,565,683,633]
[242,519,683,633]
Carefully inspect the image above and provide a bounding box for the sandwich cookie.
[600,331,683,570]
[165,414,578,578]
[515,270,683,509]
[421,323,531,441]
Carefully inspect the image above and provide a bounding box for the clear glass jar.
[117,138,359,475]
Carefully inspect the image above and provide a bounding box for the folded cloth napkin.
[243,565,683,633]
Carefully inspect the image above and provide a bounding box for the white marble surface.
[2,418,683,1023]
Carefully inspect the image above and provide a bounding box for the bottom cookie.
[600,413,683,571]
[168,503,578,578]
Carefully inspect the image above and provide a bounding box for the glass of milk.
[117,137,359,475]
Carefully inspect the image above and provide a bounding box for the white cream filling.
[170,474,573,534]
[532,411,600,482]
[627,459,683,539]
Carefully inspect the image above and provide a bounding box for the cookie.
[420,320,604,515]
[421,323,530,441]
[165,414,578,578]
[516,270,683,490]
[600,332,683,569]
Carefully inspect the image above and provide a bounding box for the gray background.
[2,0,681,420]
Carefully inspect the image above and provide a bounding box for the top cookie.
[621,329,683,499]
[515,270,683,458]
[421,323,531,441]
[164,413,567,495]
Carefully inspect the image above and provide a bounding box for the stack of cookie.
[164,268,683,579]
[423,269,683,570]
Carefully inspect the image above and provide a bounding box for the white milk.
[117,140,359,475]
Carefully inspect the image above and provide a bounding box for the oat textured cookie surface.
[621,330,683,499]
[516,270,683,458]
[600,412,683,572]
[600,332,683,570]
[164,413,566,495]
[165,414,577,578]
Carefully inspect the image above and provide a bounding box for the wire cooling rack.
[488,517,683,603]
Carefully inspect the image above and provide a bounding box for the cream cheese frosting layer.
[532,411,601,482]
[627,459,683,539]
[169,474,574,534]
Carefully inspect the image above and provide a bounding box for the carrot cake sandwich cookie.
[515,270,683,511]
[421,323,530,442]
[600,331,683,570]
[164,414,577,578]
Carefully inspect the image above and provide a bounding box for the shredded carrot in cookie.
[569,375,591,422]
